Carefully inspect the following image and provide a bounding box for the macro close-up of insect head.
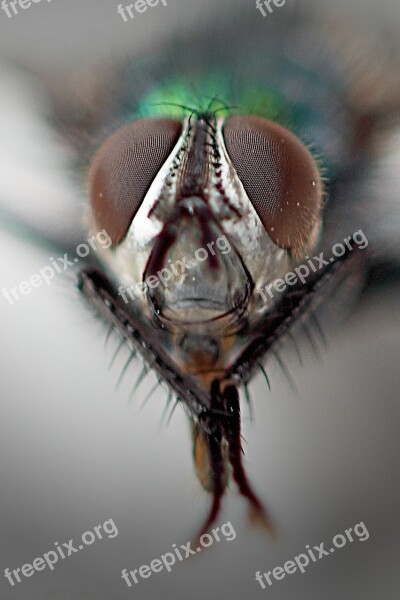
[0,0,400,599]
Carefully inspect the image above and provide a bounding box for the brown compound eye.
[89,118,182,246]
[223,115,323,254]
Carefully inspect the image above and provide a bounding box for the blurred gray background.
[0,1,399,599]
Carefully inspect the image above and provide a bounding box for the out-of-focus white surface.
[0,0,399,67]
[0,63,82,240]
[1,223,399,600]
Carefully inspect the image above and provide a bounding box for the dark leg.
[223,385,275,534]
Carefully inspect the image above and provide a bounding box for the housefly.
[2,2,400,541]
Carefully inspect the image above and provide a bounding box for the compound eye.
[89,118,182,246]
[223,116,322,253]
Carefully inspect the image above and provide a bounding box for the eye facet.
[88,118,182,246]
[223,116,323,253]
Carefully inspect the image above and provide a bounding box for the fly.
[3,3,400,541]
[78,103,363,537]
